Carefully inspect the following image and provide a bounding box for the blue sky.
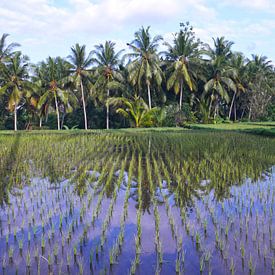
[1,0,275,63]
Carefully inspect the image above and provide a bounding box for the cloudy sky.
[1,0,275,63]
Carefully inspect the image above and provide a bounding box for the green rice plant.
[240,243,245,259]
[248,254,255,274]
[8,246,13,263]
[200,256,205,273]
[195,232,201,248]
[26,250,31,269]
[230,257,235,275]
[2,255,6,271]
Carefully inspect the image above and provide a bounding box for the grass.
[0,121,274,137]
[188,122,275,137]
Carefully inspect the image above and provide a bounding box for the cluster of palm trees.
[0,22,274,130]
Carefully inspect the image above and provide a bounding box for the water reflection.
[0,131,274,274]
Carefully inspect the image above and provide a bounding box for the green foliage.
[0,22,274,131]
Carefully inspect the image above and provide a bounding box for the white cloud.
[0,0,274,62]
[221,0,275,10]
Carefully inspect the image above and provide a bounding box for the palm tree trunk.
[147,82,152,110]
[61,111,65,130]
[208,94,213,119]
[80,78,88,130]
[248,105,252,121]
[241,107,245,120]
[228,91,236,120]
[39,117,42,128]
[54,91,60,130]
[179,79,183,110]
[106,89,110,129]
[14,104,17,131]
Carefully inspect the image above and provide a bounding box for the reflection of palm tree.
[0,133,21,206]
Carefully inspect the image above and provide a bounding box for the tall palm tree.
[0,52,31,131]
[0,33,20,63]
[92,41,124,129]
[126,26,163,109]
[245,55,274,120]
[228,52,247,120]
[164,22,201,109]
[203,37,236,118]
[68,44,93,130]
[37,57,71,130]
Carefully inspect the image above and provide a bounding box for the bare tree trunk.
[80,78,88,130]
[179,79,183,110]
[147,82,152,110]
[39,117,42,128]
[54,91,60,130]
[234,102,237,121]
[228,91,236,120]
[14,104,17,131]
[106,89,110,129]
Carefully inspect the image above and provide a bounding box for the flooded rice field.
[0,131,275,274]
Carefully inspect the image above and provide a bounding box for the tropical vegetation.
[0,23,274,131]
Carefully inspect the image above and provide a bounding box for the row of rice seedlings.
[100,156,128,248]
[129,153,143,275]
[152,153,185,274]
[108,153,135,268]
[146,155,163,273]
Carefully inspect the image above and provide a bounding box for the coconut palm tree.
[228,53,247,120]
[92,41,124,129]
[0,52,31,131]
[67,44,93,130]
[108,95,158,127]
[164,22,201,109]
[37,57,71,130]
[0,33,20,63]
[203,37,236,118]
[126,26,163,109]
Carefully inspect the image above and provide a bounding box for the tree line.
[0,22,274,130]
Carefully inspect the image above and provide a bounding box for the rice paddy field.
[0,130,275,274]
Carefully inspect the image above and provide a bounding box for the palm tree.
[245,55,274,120]
[164,22,201,109]
[0,33,20,63]
[37,57,70,130]
[0,52,31,130]
[108,95,158,127]
[68,44,93,130]
[228,53,247,120]
[92,41,124,129]
[126,26,163,109]
[203,37,236,118]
